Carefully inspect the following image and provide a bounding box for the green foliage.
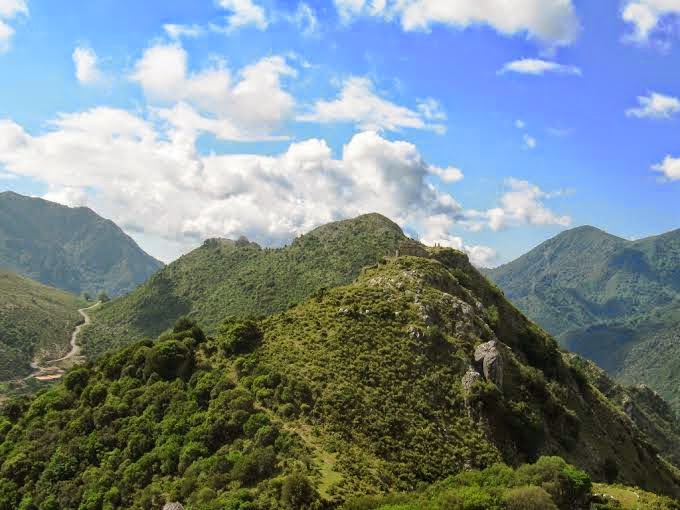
[81,213,408,357]
[219,318,263,355]
[0,191,162,297]
[0,270,83,380]
[281,473,317,509]
[97,291,110,303]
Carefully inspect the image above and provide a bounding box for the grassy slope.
[0,270,83,379]
[81,213,409,357]
[0,191,163,296]
[3,249,680,509]
[486,225,680,410]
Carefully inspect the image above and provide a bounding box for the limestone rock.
[474,341,504,389]
[462,368,482,396]
[163,503,184,510]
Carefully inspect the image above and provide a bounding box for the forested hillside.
[81,214,409,357]
[0,270,82,380]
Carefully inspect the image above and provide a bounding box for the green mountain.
[2,241,680,509]
[0,191,163,297]
[486,226,680,410]
[0,270,83,380]
[81,213,409,357]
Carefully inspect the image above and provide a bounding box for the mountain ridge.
[0,191,163,296]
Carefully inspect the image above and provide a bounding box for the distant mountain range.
[0,191,163,296]
[486,225,680,410]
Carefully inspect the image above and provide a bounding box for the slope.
[486,225,680,410]
[0,270,83,380]
[2,247,680,509]
[0,191,163,296]
[81,213,409,357]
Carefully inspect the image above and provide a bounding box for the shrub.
[218,318,262,355]
[231,447,277,485]
[503,486,557,510]
[143,340,194,380]
[281,473,316,509]
[64,367,90,394]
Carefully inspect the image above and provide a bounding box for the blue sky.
[0,0,679,264]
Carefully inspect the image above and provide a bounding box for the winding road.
[27,302,100,381]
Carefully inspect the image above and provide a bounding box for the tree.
[218,318,262,355]
[82,292,92,301]
[281,473,316,509]
[97,291,110,303]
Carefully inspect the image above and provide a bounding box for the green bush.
[503,486,557,510]
[143,340,194,380]
[218,318,262,355]
[281,473,316,509]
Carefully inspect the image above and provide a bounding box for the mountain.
[485,226,680,410]
[0,191,163,297]
[81,213,410,357]
[1,244,680,508]
[0,270,83,380]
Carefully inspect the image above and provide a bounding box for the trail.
[26,302,100,381]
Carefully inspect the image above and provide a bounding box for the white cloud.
[622,0,680,42]
[217,0,268,31]
[515,119,526,129]
[626,92,680,119]
[419,214,497,267]
[652,155,680,180]
[163,24,204,39]
[499,58,581,76]
[523,134,537,149]
[73,46,104,85]
[299,76,446,133]
[334,0,580,46]
[464,178,570,231]
[43,186,90,207]
[130,43,295,141]
[0,109,478,260]
[0,0,27,53]
[290,3,319,36]
[429,165,464,183]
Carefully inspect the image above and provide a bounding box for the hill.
[485,225,680,410]
[0,270,83,380]
[81,213,409,357]
[2,247,680,509]
[0,191,163,297]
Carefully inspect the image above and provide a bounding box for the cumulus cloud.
[130,43,295,141]
[334,0,580,46]
[464,178,571,231]
[299,76,447,133]
[499,58,581,76]
[0,0,27,53]
[622,0,680,42]
[73,46,104,85]
[418,214,497,267]
[652,155,680,180]
[216,0,268,31]
[0,108,490,260]
[626,92,680,119]
[290,3,319,36]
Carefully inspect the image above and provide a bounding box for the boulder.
[163,504,184,510]
[474,341,504,389]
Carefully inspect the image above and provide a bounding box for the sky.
[0,0,679,266]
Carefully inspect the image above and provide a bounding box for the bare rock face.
[462,367,482,396]
[474,341,504,390]
[163,503,184,510]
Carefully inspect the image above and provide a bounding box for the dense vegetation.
[3,244,680,508]
[81,214,408,357]
[0,191,163,297]
[0,270,82,380]
[486,225,680,411]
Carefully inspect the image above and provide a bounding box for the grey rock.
[474,341,504,389]
[462,368,482,396]
[163,504,184,510]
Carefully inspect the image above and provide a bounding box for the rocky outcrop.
[163,503,184,510]
[474,340,504,389]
